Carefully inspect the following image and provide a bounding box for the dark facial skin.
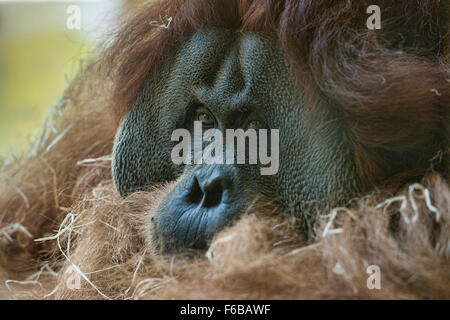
[112,29,364,253]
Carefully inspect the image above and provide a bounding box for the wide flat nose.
[187,166,233,208]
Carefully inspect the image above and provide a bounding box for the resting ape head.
[112,29,364,252]
[110,1,448,253]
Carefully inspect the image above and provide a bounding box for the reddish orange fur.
[2,174,450,299]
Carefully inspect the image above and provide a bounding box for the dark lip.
[153,200,244,252]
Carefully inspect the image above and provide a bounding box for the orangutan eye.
[195,109,215,127]
[246,120,263,130]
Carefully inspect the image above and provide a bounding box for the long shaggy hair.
[0,0,449,299]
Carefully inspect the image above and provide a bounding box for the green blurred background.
[0,0,132,159]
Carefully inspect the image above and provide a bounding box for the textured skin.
[112,29,364,249]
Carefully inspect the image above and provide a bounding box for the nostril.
[202,179,224,208]
[188,166,233,208]
[186,175,203,204]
